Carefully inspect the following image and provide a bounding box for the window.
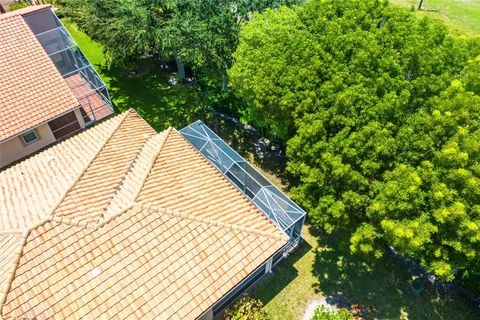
[21,129,39,145]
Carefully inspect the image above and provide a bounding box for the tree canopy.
[229,0,480,281]
[64,0,300,82]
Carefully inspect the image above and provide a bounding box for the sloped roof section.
[0,109,288,319]
[0,6,78,142]
[0,112,127,231]
[2,204,285,320]
[0,231,25,308]
[137,130,282,235]
[52,111,156,223]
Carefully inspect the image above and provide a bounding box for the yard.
[62,19,209,132]
[62,11,480,320]
[390,0,480,36]
[253,225,479,320]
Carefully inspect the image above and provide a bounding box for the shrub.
[224,294,268,320]
[8,2,28,11]
[311,305,354,320]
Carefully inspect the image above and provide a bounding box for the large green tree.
[64,0,300,83]
[229,0,480,281]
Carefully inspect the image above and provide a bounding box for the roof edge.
[0,106,82,144]
[0,4,51,20]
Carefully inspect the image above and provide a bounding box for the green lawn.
[254,225,479,320]
[62,19,207,132]
[63,19,480,320]
[390,0,480,36]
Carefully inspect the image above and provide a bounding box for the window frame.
[20,129,39,145]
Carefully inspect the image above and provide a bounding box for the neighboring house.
[0,110,306,319]
[0,5,113,168]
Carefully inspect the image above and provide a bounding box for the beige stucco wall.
[0,123,56,168]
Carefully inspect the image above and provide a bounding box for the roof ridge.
[0,213,69,315]
[47,111,131,219]
[0,224,36,315]
[135,203,288,241]
[101,128,172,220]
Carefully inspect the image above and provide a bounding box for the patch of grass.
[62,19,207,132]
[390,0,480,37]
[253,225,323,320]
[253,225,479,320]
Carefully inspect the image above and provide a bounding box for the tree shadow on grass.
[252,238,312,305]
[311,228,478,320]
[104,60,208,131]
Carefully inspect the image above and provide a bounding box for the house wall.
[197,309,213,320]
[212,249,286,319]
[0,123,55,168]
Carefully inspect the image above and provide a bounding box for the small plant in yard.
[224,294,268,320]
[311,305,355,320]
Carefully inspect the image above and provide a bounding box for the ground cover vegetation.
[391,0,480,37]
[229,0,480,282]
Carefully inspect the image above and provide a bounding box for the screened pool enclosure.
[23,8,113,126]
[180,121,306,245]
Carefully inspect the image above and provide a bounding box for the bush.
[311,306,354,320]
[230,0,480,281]
[8,2,28,11]
[224,294,268,320]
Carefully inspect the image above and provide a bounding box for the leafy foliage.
[224,295,269,320]
[63,0,301,84]
[230,0,480,281]
[8,2,28,11]
[310,306,354,320]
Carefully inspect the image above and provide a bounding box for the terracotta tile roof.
[0,112,127,231]
[0,6,79,142]
[0,109,288,319]
[0,232,24,305]
[0,4,51,19]
[137,130,282,234]
[53,111,156,223]
[1,205,285,320]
